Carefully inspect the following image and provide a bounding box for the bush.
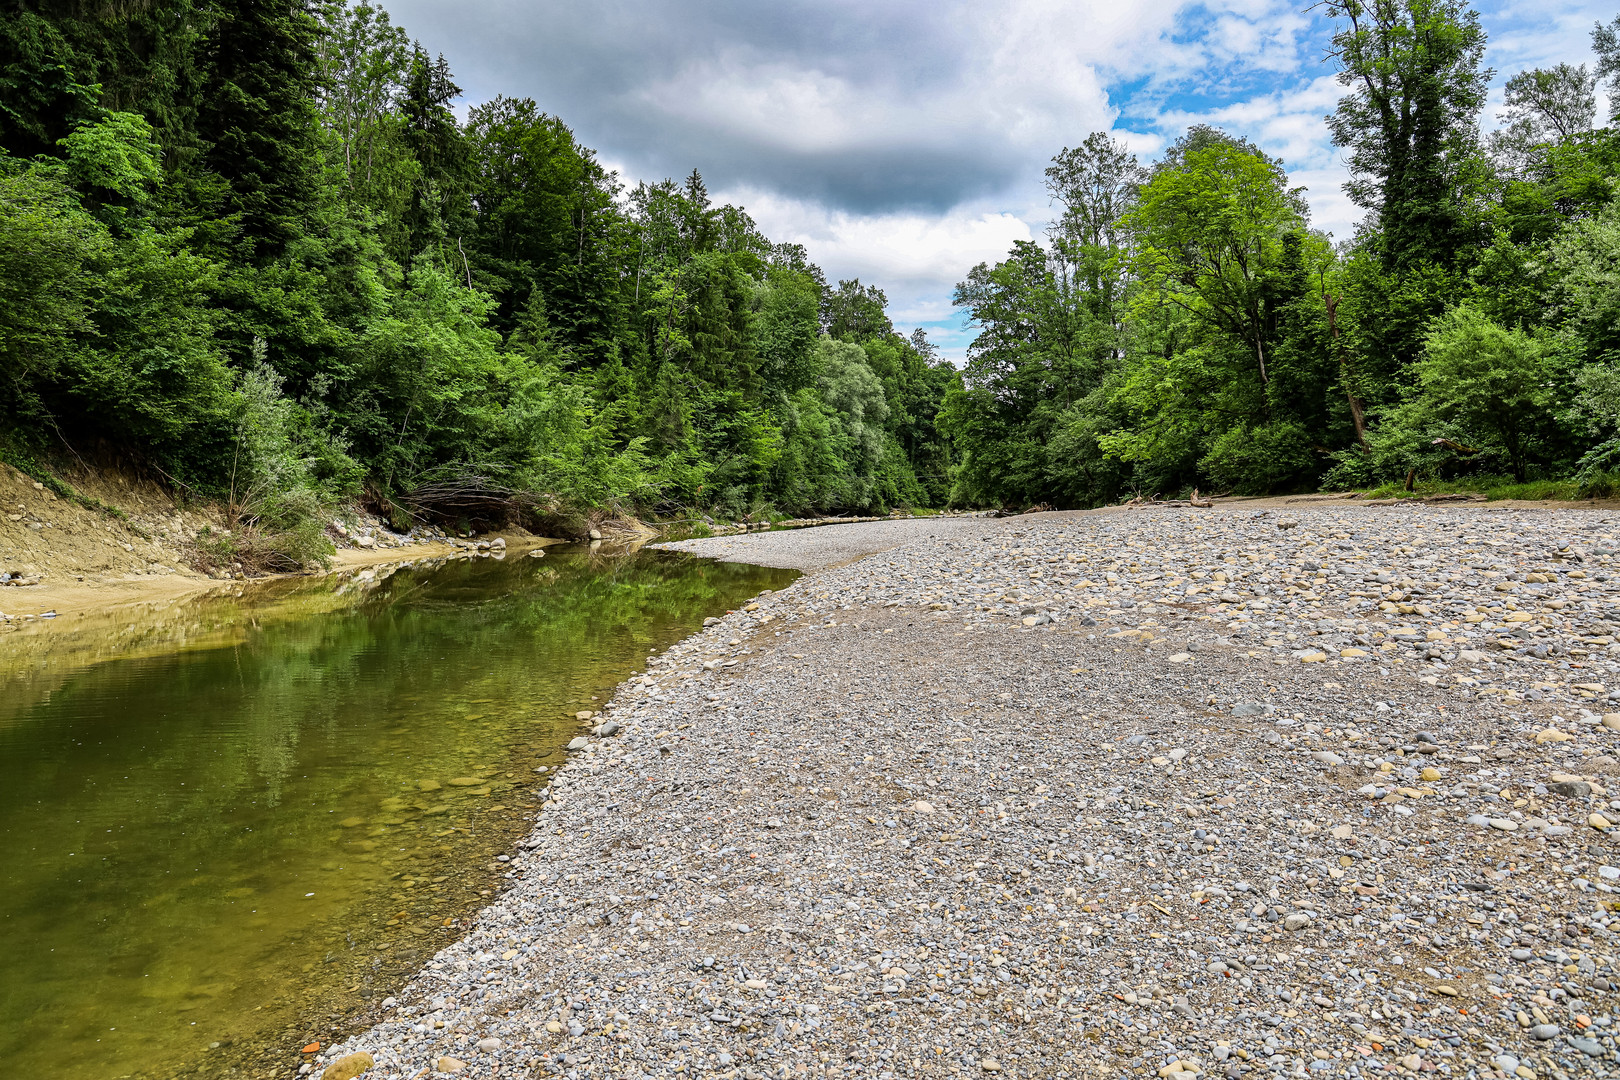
[1199,421,1320,494]
[1369,305,1558,484]
[216,343,349,571]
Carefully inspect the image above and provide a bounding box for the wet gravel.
[310,503,1620,1080]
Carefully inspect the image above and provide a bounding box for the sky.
[383,0,1619,363]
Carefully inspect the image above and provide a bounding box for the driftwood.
[1125,487,1213,509]
[1126,497,1199,508]
[396,473,560,527]
[1116,485,1220,509]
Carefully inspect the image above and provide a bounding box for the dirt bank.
[0,460,573,626]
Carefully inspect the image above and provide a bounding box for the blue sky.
[385,0,1618,363]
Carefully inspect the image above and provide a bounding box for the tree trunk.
[1325,293,1369,452]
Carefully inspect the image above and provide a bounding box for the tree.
[808,337,891,508]
[1544,200,1620,365]
[947,240,1098,506]
[755,263,821,395]
[465,96,621,342]
[1594,15,1620,121]
[1502,64,1597,141]
[679,168,717,252]
[1126,142,1309,386]
[1043,133,1139,372]
[314,0,411,191]
[1045,132,1141,259]
[1322,0,1491,271]
[0,0,202,161]
[823,279,893,340]
[1490,64,1597,177]
[192,0,324,260]
[0,165,106,416]
[56,111,164,230]
[1388,305,1554,482]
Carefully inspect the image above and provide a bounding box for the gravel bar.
[653,516,997,571]
[310,504,1620,1080]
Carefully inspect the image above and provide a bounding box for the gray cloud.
[381,0,1123,213]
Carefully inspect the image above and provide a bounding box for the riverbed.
[312,507,1619,1080]
[0,545,793,1080]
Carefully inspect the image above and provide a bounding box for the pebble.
[307,506,1620,1080]
[318,1052,375,1080]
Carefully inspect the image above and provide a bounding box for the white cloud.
[718,185,1035,359]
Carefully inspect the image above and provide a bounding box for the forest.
[4,0,1620,563]
[0,0,959,562]
[950,2,1620,509]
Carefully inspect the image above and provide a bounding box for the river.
[0,545,794,1079]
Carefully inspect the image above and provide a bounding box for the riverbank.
[0,536,573,627]
[0,457,580,626]
[304,504,1620,1080]
[0,455,970,626]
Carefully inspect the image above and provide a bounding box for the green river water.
[0,545,794,1079]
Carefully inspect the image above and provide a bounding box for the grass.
[0,443,143,529]
[1361,474,1588,502]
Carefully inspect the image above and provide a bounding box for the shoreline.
[306,504,1620,1080]
[0,534,564,629]
[7,492,1617,631]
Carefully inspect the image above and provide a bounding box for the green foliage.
[1199,421,1321,494]
[0,0,961,535]
[1545,200,1620,363]
[1,143,234,472]
[1372,305,1561,483]
[1360,474,1584,500]
[221,347,344,570]
[1489,64,1597,179]
[0,162,105,414]
[1095,141,1337,495]
[56,112,164,228]
[1126,141,1310,387]
[20,0,1620,530]
[190,0,324,261]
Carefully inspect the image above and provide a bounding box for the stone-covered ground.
[308,503,1620,1080]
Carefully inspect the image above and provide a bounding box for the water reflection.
[0,546,794,1079]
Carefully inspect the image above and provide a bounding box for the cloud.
[385,0,1317,214]
[727,190,1033,295]
[716,187,1034,361]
